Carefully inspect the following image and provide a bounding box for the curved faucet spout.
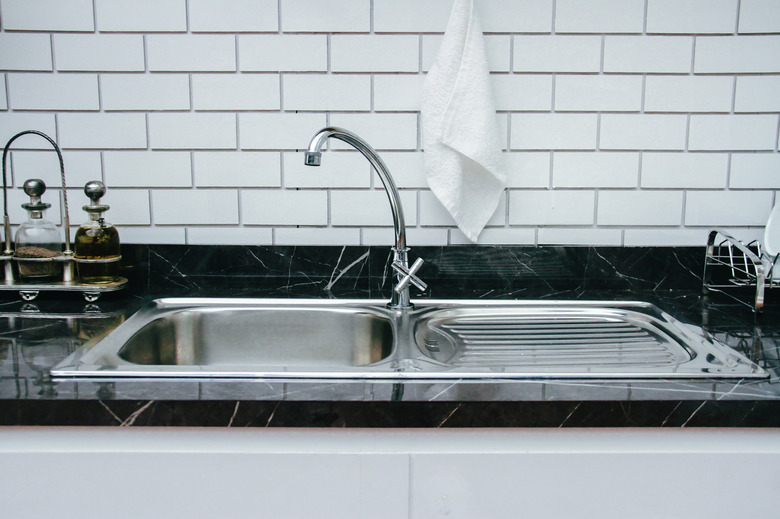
[305,127,406,251]
[305,127,424,309]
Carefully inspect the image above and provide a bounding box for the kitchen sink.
[52,298,767,379]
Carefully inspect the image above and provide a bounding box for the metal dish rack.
[1,130,127,301]
[703,229,779,311]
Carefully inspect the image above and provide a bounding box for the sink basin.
[52,298,767,380]
[118,305,393,368]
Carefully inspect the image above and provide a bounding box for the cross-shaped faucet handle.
[392,257,427,294]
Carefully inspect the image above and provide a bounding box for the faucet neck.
[306,127,406,250]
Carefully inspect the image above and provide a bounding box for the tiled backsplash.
[0,0,778,247]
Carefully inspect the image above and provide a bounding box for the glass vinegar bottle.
[15,179,63,281]
[74,181,120,284]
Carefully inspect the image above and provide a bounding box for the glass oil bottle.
[74,181,120,284]
[14,179,63,281]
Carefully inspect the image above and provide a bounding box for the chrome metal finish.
[52,298,767,380]
[703,229,779,311]
[304,127,423,309]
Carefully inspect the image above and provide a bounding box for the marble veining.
[1,244,779,427]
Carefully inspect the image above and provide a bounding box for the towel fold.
[422,0,506,243]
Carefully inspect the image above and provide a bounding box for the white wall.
[0,0,778,247]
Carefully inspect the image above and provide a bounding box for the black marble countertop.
[1,245,779,427]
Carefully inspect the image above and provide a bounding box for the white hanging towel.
[422,0,506,243]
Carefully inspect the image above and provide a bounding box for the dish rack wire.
[703,229,779,311]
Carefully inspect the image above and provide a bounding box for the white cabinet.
[1,428,778,519]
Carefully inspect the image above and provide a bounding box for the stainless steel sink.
[52,298,767,380]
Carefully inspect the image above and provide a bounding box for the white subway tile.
[477,0,553,33]
[504,152,551,188]
[239,113,327,150]
[451,227,537,245]
[104,152,192,188]
[0,81,6,110]
[194,152,281,188]
[281,0,370,33]
[153,189,239,225]
[553,152,639,188]
[332,190,417,227]
[688,115,778,151]
[373,0,552,34]
[514,36,602,73]
[54,35,145,72]
[374,75,425,112]
[332,36,419,73]
[8,73,98,111]
[644,76,733,113]
[283,74,370,111]
[685,190,773,226]
[624,228,708,246]
[730,154,780,189]
[556,0,644,33]
[694,36,780,73]
[192,74,280,111]
[373,0,450,33]
[0,114,57,149]
[597,190,683,226]
[366,227,445,247]
[0,34,52,71]
[10,151,99,188]
[646,0,738,34]
[2,0,93,31]
[275,227,361,246]
[328,114,418,150]
[600,114,687,151]
[493,75,552,111]
[105,189,152,225]
[147,35,236,72]
[735,76,780,112]
[95,0,186,32]
[240,35,327,72]
[380,152,428,189]
[641,153,728,188]
[510,114,598,150]
[604,36,693,73]
[242,189,328,226]
[739,0,780,33]
[149,113,237,150]
[189,0,277,32]
[283,151,371,188]
[101,74,190,111]
[120,226,185,245]
[58,113,147,149]
[485,36,511,73]
[186,227,273,246]
[419,191,504,227]
[555,75,643,112]
[539,228,623,246]
[509,190,595,225]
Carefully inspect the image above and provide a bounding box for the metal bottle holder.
[1,130,127,302]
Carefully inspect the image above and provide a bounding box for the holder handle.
[2,130,71,255]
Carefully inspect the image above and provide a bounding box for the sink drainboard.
[416,311,691,369]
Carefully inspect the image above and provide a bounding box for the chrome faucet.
[304,127,426,309]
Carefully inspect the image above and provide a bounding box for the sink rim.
[51,297,769,380]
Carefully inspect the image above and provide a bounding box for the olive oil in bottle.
[74,181,120,284]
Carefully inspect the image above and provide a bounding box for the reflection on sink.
[52,298,767,380]
[119,306,393,368]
